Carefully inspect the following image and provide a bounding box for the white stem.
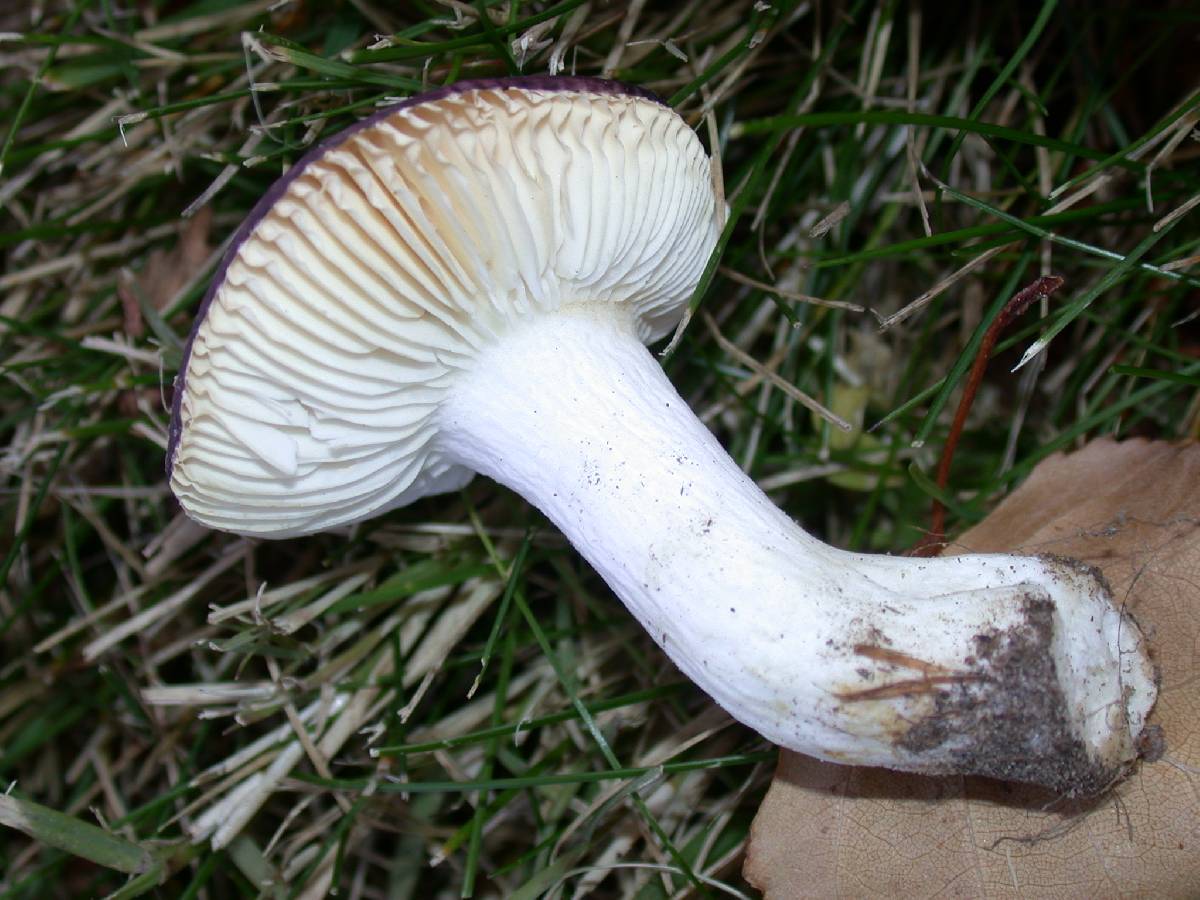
[438,304,1155,793]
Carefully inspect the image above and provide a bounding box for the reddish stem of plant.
[911,274,1065,557]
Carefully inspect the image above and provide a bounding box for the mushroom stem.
[438,303,1156,794]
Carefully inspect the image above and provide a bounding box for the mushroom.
[168,76,1156,795]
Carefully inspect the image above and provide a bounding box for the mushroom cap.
[168,76,722,537]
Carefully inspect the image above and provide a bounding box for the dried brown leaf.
[120,206,213,336]
[745,438,1200,899]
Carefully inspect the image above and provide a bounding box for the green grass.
[2,1,1199,896]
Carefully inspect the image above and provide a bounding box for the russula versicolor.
[168,76,1156,795]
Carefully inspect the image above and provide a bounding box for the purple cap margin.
[165,76,664,479]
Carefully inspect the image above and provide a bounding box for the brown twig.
[852,643,951,676]
[910,274,1065,556]
[835,674,987,702]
